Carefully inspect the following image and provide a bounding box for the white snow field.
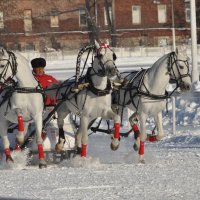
[0,53,200,200]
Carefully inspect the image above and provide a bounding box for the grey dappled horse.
[0,48,46,168]
[112,47,191,163]
[46,41,121,157]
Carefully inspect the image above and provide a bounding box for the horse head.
[0,47,17,84]
[168,46,191,92]
[93,40,117,77]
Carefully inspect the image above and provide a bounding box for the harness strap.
[86,67,112,96]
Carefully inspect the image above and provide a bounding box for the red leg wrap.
[81,144,87,157]
[132,124,140,139]
[114,123,120,139]
[132,124,139,132]
[5,148,11,157]
[139,141,144,155]
[148,135,157,142]
[18,116,24,132]
[38,144,45,159]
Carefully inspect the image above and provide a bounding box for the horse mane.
[148,53,170,76]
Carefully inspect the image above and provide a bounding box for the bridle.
[92,43,117,77]
[75,43,117,86]
[167,52,190,88]
[0,49,18,86]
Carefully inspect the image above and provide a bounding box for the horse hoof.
[139,159,145,164]
[39,159,47,169]
[76,147,82,155]
[55,144,62,153]
[133,143,139,151]
[6,156,14,163]
[55,138,65,153]
[110,143,119,151]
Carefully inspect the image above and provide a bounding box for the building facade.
[0,0,196,52]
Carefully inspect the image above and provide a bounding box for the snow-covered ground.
[0,54,200,200]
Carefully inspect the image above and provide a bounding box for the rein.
[167,52,190,86]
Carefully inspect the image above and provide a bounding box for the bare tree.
[85,0,100,44]
[104,0,117,47]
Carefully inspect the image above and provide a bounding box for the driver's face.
[33,67,45,75]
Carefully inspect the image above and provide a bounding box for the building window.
[157,5,167,23]
[50,15,59,27]
[24,10,32,32]
[79,9,87,26]
[132,5,141,24]
[104,7,112,25]
[50,10,59,27]
[185,4,190,22]
[0,11,4,29]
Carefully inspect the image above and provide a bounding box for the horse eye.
[0,65,4,68]
[179,65,184,69]
[113,53,117,61]
[97,53,103,59]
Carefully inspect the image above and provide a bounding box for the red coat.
[34,73,58,106]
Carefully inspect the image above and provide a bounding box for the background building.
[0,0,197,52]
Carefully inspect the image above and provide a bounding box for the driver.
[31,57,59,106]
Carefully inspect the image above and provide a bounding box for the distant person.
[31,57,59,106]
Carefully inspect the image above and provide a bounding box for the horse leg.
[129,112,140,151]
[55,109,69,153]
[155,112,164,140]
[77,116,89,157]
[138,113,148,163]
[33,114,47,168]
[15,109,25,145]
[15,122,29,151]
[102,109,121,151]
[0,121,13,162]
[146,112,164,142]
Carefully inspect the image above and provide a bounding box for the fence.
[20,45,200,62]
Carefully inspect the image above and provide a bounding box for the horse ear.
[179,44,187,55]
[94,40,100,49]
[0,48,4,57]
[106,39,110,45]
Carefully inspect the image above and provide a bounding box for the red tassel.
[81,144,87,157]
[38,144,45,159]
[139,141,144,155]
[5,148,11,157]
[114,123,120,139]
[18,116,24,132]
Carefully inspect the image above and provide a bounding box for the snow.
[0,54,200,200]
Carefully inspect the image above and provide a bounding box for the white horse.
[112,47,191,163]
[46,41,121,157]
[0,48,46,168]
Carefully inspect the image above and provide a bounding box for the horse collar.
[86,68,112,96]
